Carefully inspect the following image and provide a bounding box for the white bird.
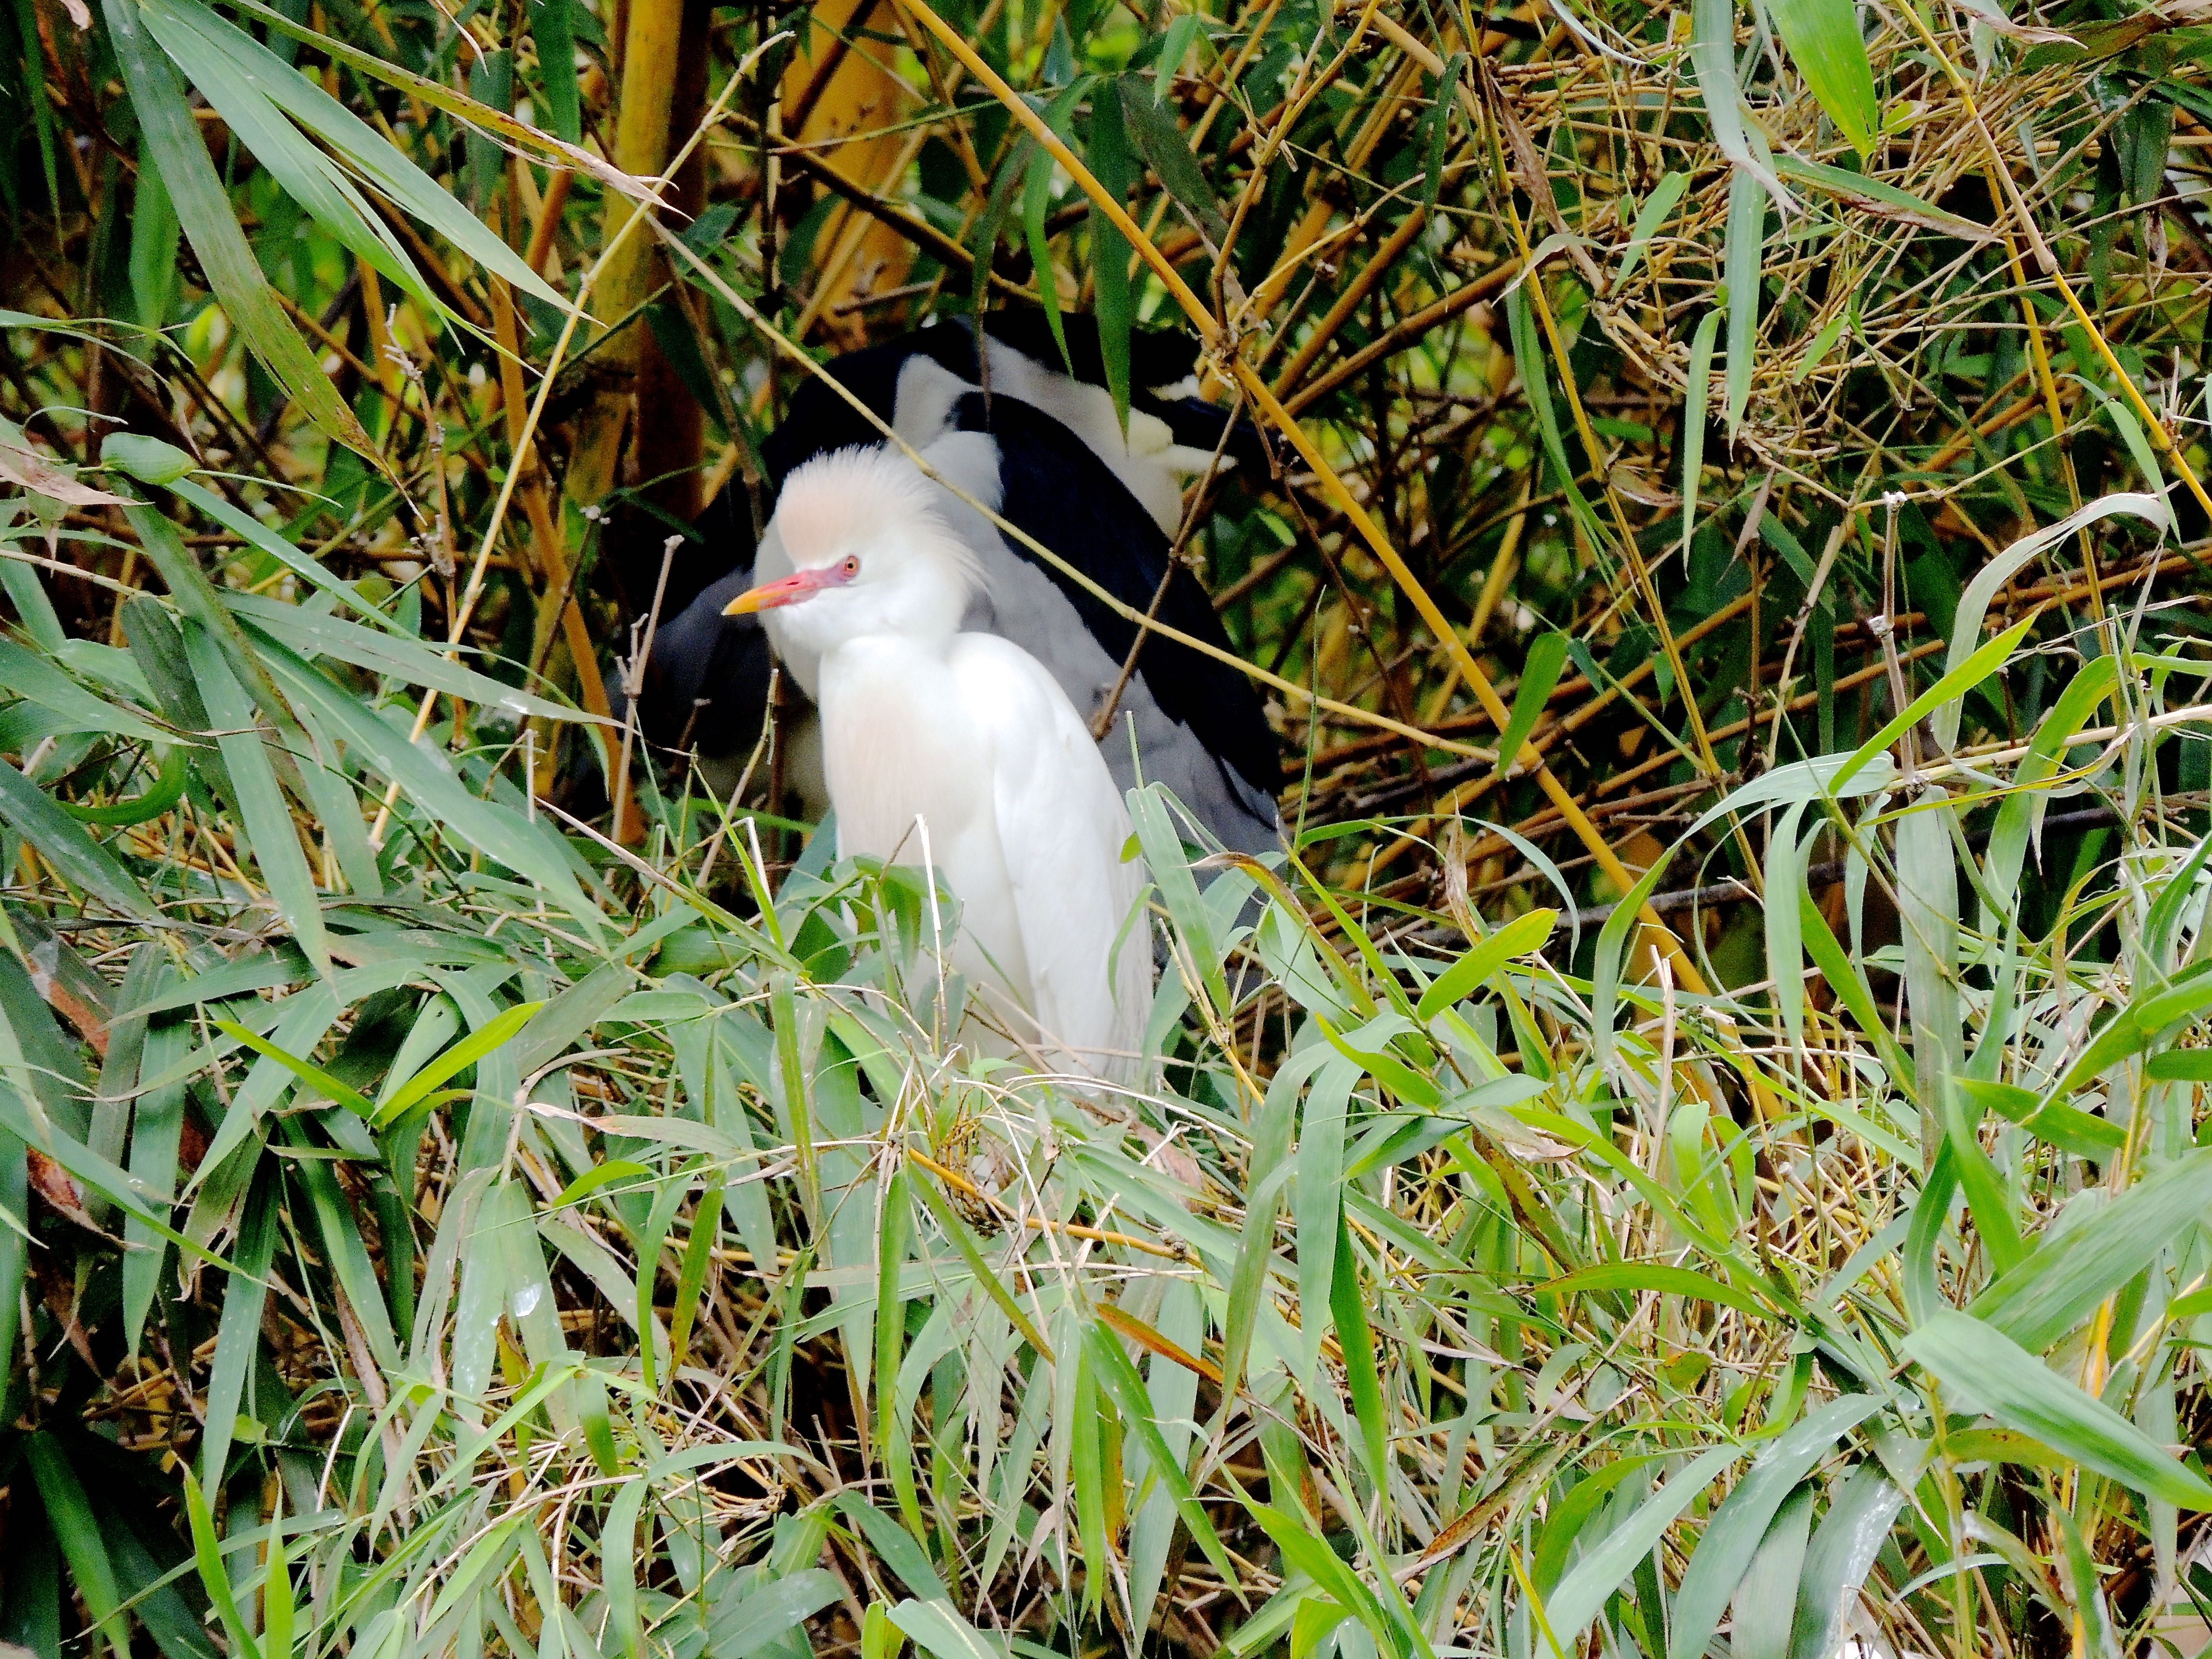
[723,446,1154,1081]
[641,316,1282,857]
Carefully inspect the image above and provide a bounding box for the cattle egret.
[724,446,1154,1080]
[640,315,1281,855]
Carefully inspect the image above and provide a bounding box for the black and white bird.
[721,446,1153,1077]
[637,313,1284,854]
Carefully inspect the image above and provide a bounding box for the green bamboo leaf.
[1933,493,2168,751]
[200,1174,278,1488]
[26,1435,129,1659]
[1128,782,1224,1018]
[1770,156,1988,239]
[1546,1446,1740,1646]
[1416,908,1556,1022]
[100,0,384,469]
[1022,94,1075,375]
[1904,1310,2212,1508]
[1083,1318,1239,1587]
[1329,1211,1389,1488]
[259,644,607,938]
[182,621,332,979]
[1117,76,1227,244]
[138,0,441,319]
[58,746,189,826]
[216,0,657,210]
[1766,0,1879,155]
[0,636,167,743]
[372,1000,547,1128]
[530,0,581,143]
[705,1575,843,1659]
[1615,169,1687,288]
[179,1471,260,1659]
[1670,1395,1885,1659]
[208,1017,373,1116]
[1539,1261,1773,1319]
[1832,612,2039,792]
[1509,282,1602,547]
[1972,1151,2212,1350]
[1765,801,1810,1050]
[1731,1485,1814,1659]
[1788,1466,1903,1659]
[262,1501,292,1659]
[887,1600,1005,1659]
[1723,166,1765,438]
[0,758,159,921]
[1418,52,1466,215]
[1292,1051,1360,1385]
[1087,78,1136,435]
[1690,0,1789,207]
[1492,634,1569,779]
[1681,306,1722,560]
[601,1479,649,1659]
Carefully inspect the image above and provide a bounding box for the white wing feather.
[948,635,1152,1078]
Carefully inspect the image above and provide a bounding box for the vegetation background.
[5,0,2212,1652]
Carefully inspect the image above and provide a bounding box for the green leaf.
[1832,612,2040,792]
[1731,1486,1814,1659]
[1972,1151,2212,1351]
[100,433,196,487]
[1681,306,1722,561]
[1903,1310,2212,1508]
[1329,1211,1389,1488]
[0,758,159,921]
[25,1435,129,1659]
[373,1000,547,1128]
[1766,802,1810,1050]
[1955,1075,2124,1160]
[702,1570,842,1659]
[1772,155,1990,239]
[1088,79,1136,436]
[530,0,581,142]
[101,0,383,468]
[1083,1318,1240,1587]
[1670,1395,1885,1659]
[138,0,441,320]
[209,1019,373,1116]
[1767,0,1879,155]
[1723,167,1765,438]
[200,1174,279,1488]
[1493,635,1569,779]
[1545,1446,1740,1645]
[1416,908,1557,1022]
[1789,1466,1903,1659]
[1615,169,1687,289]
[1021,82,1086,376]
[182,621,332,979]
[1418,53,1466,215]
[1118,77,1227,243]
[1539,1261,1773,1319]
[179,1471,260,1659]
[888,1600,1005,1659]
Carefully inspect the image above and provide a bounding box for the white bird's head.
[723,448,982,650]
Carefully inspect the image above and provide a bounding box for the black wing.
[948,390,1281,804]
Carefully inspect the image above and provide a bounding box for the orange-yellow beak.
[723,568,837,615]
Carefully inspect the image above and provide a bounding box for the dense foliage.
[7,0,2212,1653]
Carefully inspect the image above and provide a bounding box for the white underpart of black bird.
[753,431,1279,854]
[741,448,1153,1081]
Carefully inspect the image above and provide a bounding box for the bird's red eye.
[840,555,860,578]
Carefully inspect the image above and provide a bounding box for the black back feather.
[948,390,1280,802]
